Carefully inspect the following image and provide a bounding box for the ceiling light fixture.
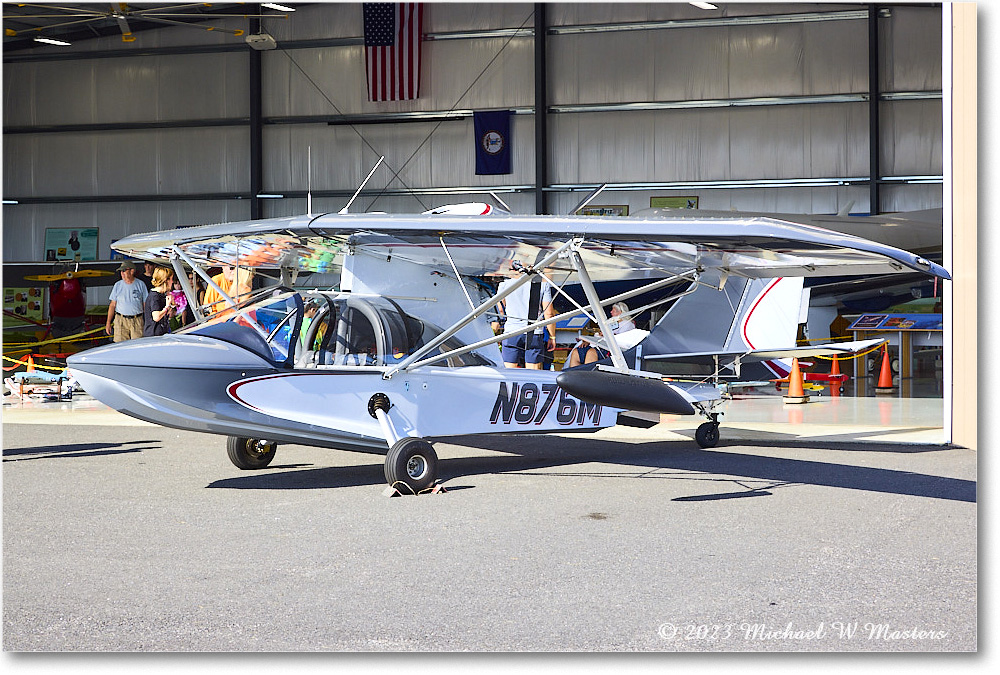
[33,36,72,46]
[690,2,719,9]
[262,3,296,11]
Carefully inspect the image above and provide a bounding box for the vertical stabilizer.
[643,277,805,377]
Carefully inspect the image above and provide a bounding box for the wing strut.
[168,254,204,322]
[394,267,702,373]
[172,245,238,311]
[570,249,629,372]
[439,236,477,311]
[383,239,580,379]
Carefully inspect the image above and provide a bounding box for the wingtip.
[914,255,951,280]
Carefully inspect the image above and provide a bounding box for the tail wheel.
[695,422,720,449]
[384,437,437,494]
[227,436,277,470]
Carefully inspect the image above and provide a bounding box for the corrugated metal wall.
[3,2,943,264]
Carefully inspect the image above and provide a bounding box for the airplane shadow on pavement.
[2,440,159,462]
[205,435,976,504]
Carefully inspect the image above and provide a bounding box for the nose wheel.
[384,437,438,494]
[370,393,440,494]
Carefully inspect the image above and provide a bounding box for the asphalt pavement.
[2,421,977,652]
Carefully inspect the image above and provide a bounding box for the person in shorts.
[496,262,556,369]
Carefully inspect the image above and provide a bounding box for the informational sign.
[650,196,699,209]
[44,227,99,262]
[578,205,629,216]
[4,286,45,323]
[848,314,943,331]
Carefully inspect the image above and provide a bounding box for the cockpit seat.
[319,351,374,366]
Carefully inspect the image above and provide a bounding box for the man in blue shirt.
[105,261,149,342]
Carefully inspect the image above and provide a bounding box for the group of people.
[104,260,254,343]
[493,260,636,369]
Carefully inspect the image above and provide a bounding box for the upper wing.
[109,208,951,283]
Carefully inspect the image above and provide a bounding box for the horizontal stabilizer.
[643,338,886,363]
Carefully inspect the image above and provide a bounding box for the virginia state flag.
[474,110,512,175]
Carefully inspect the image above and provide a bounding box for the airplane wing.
[109,207,951,285]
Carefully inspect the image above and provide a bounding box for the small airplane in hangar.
[66,202,950,493]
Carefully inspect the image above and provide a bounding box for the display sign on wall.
[848,314,943,331]
[650,197,699,209]
[4,286,45,323]
[44,227,99,262]
[578,205,629,216]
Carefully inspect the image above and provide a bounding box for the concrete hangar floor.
[3,394,975,651]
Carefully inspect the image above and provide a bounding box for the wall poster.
[44,227,99,262]
[578,205,629,216]
[650,197,699,209]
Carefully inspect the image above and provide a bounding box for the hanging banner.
[364,3,424,102]
[474,110,513,175]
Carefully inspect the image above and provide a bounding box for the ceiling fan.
[4,3,293,46]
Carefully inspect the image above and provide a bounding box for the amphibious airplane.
[66,203,950,493]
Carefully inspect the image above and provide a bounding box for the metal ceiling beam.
[4,7,893,62]
[249,9,264,220]
[3,91,941,135]
[868,4,882,215]
[534,3,548,216]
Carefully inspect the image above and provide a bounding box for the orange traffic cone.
[26,354,35,373]
[875,343,895,395]
[783,357,810,404]
[829,357,841,397]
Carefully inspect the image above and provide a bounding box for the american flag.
[364,3,423,102]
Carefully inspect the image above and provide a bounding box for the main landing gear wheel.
[227,436,277,470]
[384,437,438,494]
[695,422,720,449]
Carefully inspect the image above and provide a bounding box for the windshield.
[181,289,302,366]
[184,289,492,369]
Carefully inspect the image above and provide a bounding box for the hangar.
[2,2,976,449]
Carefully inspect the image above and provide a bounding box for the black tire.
[695,422,720,449]
[384,437,437,493]
[227,436,277,470]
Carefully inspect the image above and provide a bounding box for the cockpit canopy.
[181,289,494,369]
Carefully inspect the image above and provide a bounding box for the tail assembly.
[638,276,885,383]
[640,277,807,378]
